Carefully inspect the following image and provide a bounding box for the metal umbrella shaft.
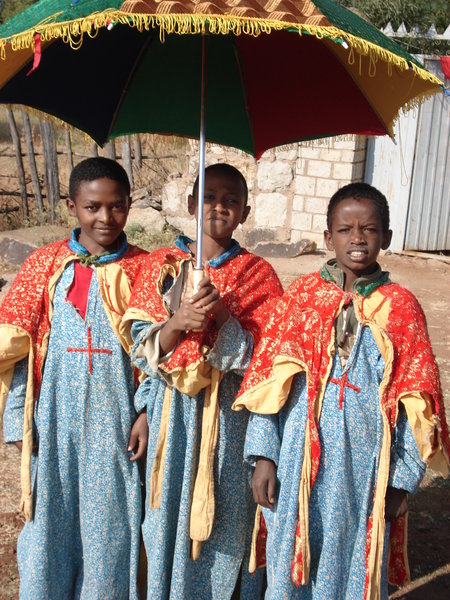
[193,32,208,288]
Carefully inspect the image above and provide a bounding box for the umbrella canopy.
[0,1,123,38]
[0,0,444,159]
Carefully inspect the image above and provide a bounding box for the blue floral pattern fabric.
[132,315,263,599]
[3,262,142,600]
[245,325,425,600]
[3,357,27,443]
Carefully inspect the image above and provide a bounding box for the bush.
[125,221,180,251]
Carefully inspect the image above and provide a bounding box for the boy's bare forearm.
[159,317,183,356]
[128,412,149,462]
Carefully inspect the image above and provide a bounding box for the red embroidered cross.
[67,327,112,374]
[329,372,361,410]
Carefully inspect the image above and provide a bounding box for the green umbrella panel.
[0,0,123,39]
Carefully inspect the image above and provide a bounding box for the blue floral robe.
[245,324,426,600]
[131,240,269,600]
[3,255,142,599]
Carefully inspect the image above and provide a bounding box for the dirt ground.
[0,243,449,599]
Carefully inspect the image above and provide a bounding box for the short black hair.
[327,183,390,233]
[192,163,248,206]
[69,157,131,200]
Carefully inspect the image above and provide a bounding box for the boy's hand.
[171,296,211,333]
[159,298,209,355]
[128,412,149,462]
[159,275,229,355]
[385,486,408,521]
[252,458,276,509]
[191,276,229,329]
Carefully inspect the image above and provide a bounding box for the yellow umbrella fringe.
[0,10,444,88]
[378,85,444,139]
[400,86,443,117]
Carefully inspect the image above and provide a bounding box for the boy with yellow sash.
[1,158,148,599]
[235,183,448,600]
[123,163,283,598]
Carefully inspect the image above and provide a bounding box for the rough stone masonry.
[161,135,367,253]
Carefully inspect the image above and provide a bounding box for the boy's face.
[187,169,250,242]
[67,177,130,256]
[324,197,392,283]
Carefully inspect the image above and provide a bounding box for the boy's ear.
[324,230,334,251]
[188,194,196,216]
[240,205,251,224]
[382,229,393,250]
[66,197,77,217]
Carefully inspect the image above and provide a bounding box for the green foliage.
[396,38,449,56]
[0,0,37,24]
[337,0,449,33]
[125,222,179,252]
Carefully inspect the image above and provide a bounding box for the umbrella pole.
[194,32,208,287]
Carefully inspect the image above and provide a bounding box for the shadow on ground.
[389,475,450,599]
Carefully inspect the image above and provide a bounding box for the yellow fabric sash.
[148,386,172,509]
[190,367,222,559]
[0,325,34,519]
[147,367,222,559]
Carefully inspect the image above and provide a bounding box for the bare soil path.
[0,245,449,599]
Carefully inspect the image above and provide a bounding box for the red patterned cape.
[124,244,283,372]
[235,271,448,596]
[0,238,148,520]
[0,239,147,397]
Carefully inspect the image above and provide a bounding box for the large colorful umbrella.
[0,0,444,267]
[0,0,443,152]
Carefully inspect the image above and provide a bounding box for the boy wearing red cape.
[0,158,148,599]
[234,183,449,599]
[122,163,283,599]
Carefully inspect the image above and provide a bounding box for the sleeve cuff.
[244,413,280,467]
[131,320,173,375]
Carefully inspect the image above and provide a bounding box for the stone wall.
[161,135,367,250]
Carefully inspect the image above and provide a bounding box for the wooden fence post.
[105,140,116,160]
[40,119,60,224]
[121,136,134,187]
[39,120,50,219]
[6,107,29,221]
[21,106,44,223]
[133,134,142,169]
[65,127,74,172]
